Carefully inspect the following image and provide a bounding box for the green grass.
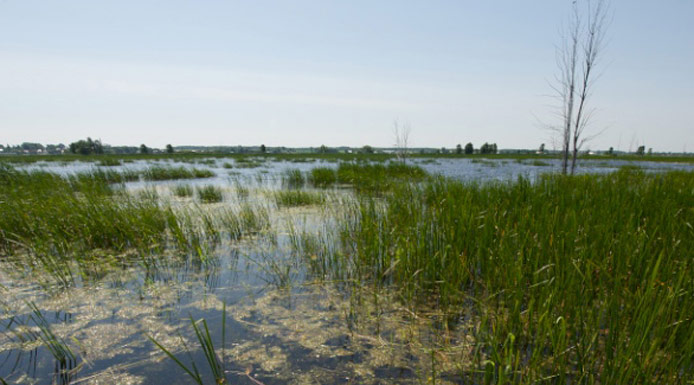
[330,168,694,383]
[308,167,337,188]
[281,168,305,188]
[142,166,215,181]
[173,184,194,198]
[149,304,228,385]
[0,165,175,255]
[336,162,428,193]
[196,185,223,203]
[96,158,123,167]
[273,190,325,207]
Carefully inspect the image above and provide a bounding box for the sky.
[1,0,692,152]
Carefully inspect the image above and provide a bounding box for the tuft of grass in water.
[148,304,228,385]
[222,162,234,169]
[281,168,305,188]
[331,168,694,383]
[273,190,325,208]
[173,184,194,198]
[96,158,123,167]
[336,162,428,193]
[308,163,427,192]
[308,167,337,188]
[196,185,223,203]
[142,166,215,181]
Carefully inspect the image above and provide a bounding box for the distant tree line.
[69,137,104,155]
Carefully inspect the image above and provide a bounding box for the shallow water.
[2,158,692,384]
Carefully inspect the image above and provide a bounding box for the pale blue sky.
[1,1,692,151]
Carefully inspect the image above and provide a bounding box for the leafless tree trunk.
[393,120,411,163]
[553,0,609,175]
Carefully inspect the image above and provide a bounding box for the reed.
[273,190,324,208]
[330,168,694,383]
[281,168,305,188]
[196,185,223,203]
[173,184,194,198]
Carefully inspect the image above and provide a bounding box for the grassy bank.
[328,168,694,383]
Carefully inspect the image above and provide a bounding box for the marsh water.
[2,157,692,384]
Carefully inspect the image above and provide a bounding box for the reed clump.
[281,168,305,188]
[0,165,174,255]
[196,185,223,203]
[334,168,694,383]
[273,190,325,207]
[142,166,215,181]
[308,162,427,192]
[173,184,194,198]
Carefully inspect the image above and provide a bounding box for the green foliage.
[273,190,325,207]
[69,137,103,155]
[148,305,228,385]
[336,162,428,193]
[141,166,215,181]
[196,185,223,203]
[465,142,474,154]
[173,184,194,198]
[334,169,694,383]
[0,165,174,255]
[281,168,305,188]
[97,158,123,167]
[308,167,337,188]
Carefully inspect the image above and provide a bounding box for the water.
[1,158,692,384]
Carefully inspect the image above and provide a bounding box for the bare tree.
[552,0,610,174]
[392,120,411,163]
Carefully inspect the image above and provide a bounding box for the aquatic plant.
[281,168,305,188]
[142,166,215,181]
[96,158,123,167]
[273,190,324,208]
[149,304,228,385]
[173,184,194,198]
[308,167,337,188]
[333,168,694,383]
[196,185,223,204]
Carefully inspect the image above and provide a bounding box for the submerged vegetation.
[0,158,692,384]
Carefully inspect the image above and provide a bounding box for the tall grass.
[281,168,305,188]
[273,190,324,207]
[308,162,427,192]
[142,166,214,181]
[173,184,194,198]
[196,185,223,203]
[0,165,174,255]
[332,168,694,383]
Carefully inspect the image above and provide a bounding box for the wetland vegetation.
[0,157,692,384]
